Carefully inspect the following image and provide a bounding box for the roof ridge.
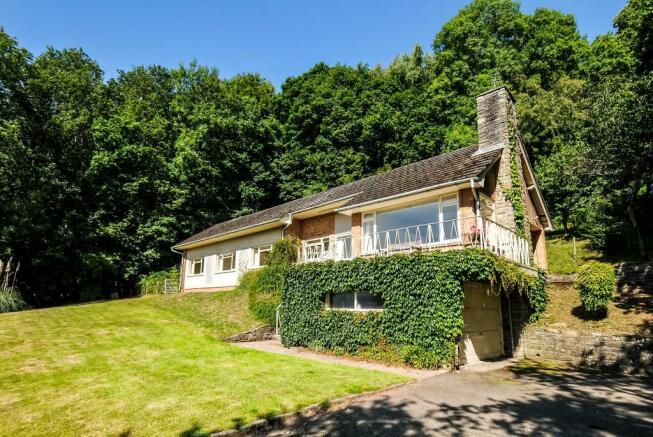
[175,143,495,248]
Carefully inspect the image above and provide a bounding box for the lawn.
[533,284,652,335]
[0,291,408,436]
[546,234,645,275]
[546,234,602,275]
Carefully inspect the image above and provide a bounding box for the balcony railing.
[299,216,532,267]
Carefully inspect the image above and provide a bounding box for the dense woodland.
[1,0,651,307]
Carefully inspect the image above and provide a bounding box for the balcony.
[299,216,532,267]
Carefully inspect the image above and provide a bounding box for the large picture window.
[327,292,384,311]
[362,195,460,252]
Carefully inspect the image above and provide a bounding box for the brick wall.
[295,213,335,241]
[285,214,336,241]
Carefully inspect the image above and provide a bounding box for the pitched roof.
[175,144,501,248]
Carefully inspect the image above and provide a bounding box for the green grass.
[546,235,603,275]
[533,284,652,335]
[0,291,408,436]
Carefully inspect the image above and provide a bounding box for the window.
[189,258,204,276]
[254,244,272,267]
[440,197,459,241]
[218,252,235,272]
[328,292,384,311]
[335,233,352,260]
[362,195,460,250]
[304,237,330,262]
[362,213,376,254]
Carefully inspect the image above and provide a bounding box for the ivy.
[504,102,529,240]
[280,249,547,368]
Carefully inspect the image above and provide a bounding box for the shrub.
[0,258,27,314]
[0,290,27,314]
[576,261,616,316]
[281,249,547,369]
[139,267,180,295]
[268,236,299,266]
[242,237,299,325]
[240,266,287,325]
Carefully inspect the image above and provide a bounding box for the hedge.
[280,248,547,368]
[243,237,298,325]
[138,267,180,295]
[576,261,616,316]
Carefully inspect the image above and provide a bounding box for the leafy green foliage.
[240,265,287,325]
[505,106,528,239]
[281,249,547,368]
[1,0,652,307]
[0,258,26,313]
[241,237,299,324]
[268,236,300,266]
[576,261,616,316]
[138,267,180,295]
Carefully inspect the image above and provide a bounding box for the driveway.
[260,360,653,436]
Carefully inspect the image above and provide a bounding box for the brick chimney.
[475,86,516,153]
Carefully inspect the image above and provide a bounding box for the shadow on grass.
[178,423,212,437]
[253,363,652,436]
[570,305,607,321]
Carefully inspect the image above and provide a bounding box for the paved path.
[258,362,653,436]
[232,340,440,379]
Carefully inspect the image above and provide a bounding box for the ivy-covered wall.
[280,249,547,368]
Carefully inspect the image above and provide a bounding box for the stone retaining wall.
[524,327,652,375]
[224,326,275,343]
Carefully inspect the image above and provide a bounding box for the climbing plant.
[504,102,529,240]
[281,249,547,368]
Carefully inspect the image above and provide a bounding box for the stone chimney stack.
[474,86,531,239]
[475,86,516,153]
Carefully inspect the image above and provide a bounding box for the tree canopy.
[1,0,652,306]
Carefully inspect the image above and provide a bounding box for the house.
[172,86,552,364]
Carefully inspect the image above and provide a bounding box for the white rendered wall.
[184,227,282,290]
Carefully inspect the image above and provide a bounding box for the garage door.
[460,283,502,365]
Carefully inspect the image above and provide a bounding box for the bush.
[242,237,299,325]
[0,258,27,313]
[240,266,287,325]
[281,249,547,369]
[139,268,180,295]
[576,261,616,316]
[0,290,27,313]
[268,236,299,266]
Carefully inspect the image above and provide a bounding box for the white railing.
[298,216,531,267]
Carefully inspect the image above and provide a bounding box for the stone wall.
[475,87,530,239]
[224,325,275,342]
[524,326,652,375]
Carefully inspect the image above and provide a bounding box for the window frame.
[361,193,461,249]
[361,212,377,254]
[216,252,235,273]
[303,237,331,262]
[253,244,273,268]
[188,257,204,276]
[325,292,384,312]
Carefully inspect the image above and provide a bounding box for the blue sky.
[1,0,626,89]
